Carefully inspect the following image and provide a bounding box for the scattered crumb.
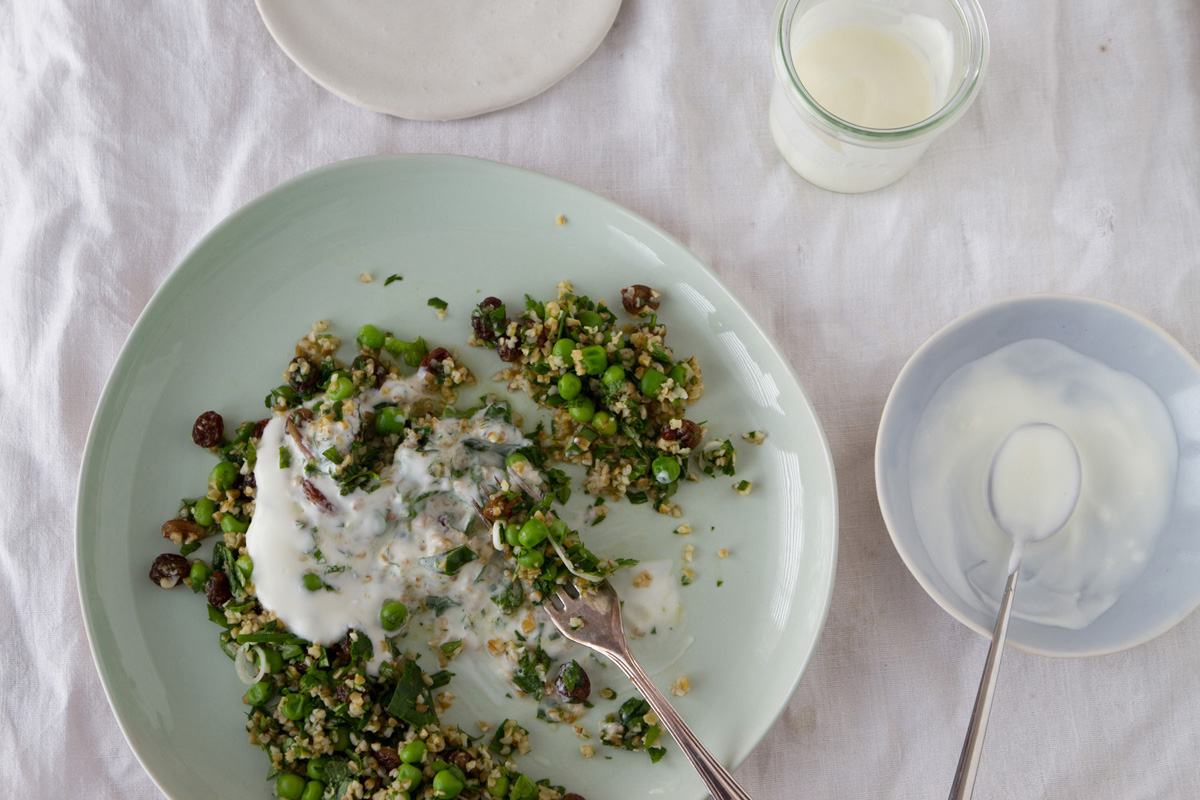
[733,480,752,495]
[673,524,691,536]
[681,568,695,586]
[580,745,595,758]
[599,688,616,700]
[670,676,691,697]
[477,720,491,733]
[556,215,567,226]
[632,570,653,589]
[682,543,694,563]
[717,548,729,559]
[359,272,373,284]
[569,616,584,630]
[742,430,767,445]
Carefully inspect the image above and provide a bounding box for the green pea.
[488,774,509,798]
[518,518,549,548]
[235,554,254,582]
[577,310,603,330]
[579,345,609,375]
[557,373,582,401]
[549,519,570,542]
[432,769,465,798]
[551,338,576,359]
[221,515,249,534]
[504,523,521,548]
[669,363,687,385]
[517,549,545,569]
[302,573,324,592]
[567,396,595,423]
[375,407,407,435]
[300,780,325,800]
[396,764,423,791]
[380,600,409,631]
[331,726,351,751]
[602,364,626,387]
[245,680,274,706]
[431,761,451,772]
[592,411,617,436]
[209,461,239,491]
[357,324,385,350]
[257,646,283,674]
[326,371,355,402]
[641,368,668,397]
[276,773,305,800]
[192,497,216,527]
[652,455,681,484]
[189,561,212,588]
[504,452,529,468]
[280,692,305,720]
[306,759,327,781]
[400,739,427,764]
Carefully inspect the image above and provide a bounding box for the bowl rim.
[875,292,1200,658]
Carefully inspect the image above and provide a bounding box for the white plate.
[76,155,838,799]
[255,0,622,120]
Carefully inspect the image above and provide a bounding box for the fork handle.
[608,649,754,800]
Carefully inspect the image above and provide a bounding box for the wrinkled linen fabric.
[3,1,1199,798]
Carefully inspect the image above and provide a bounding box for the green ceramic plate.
[76,155,837,800]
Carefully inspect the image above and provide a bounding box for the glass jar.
[769,0,989,193]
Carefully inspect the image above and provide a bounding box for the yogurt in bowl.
[876,295,1200,657]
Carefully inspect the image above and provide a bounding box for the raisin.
[661,419,702,450]
[287,357,318,394]
[353,355,388,389]
[161,518,208,544]
[191,411,224,448]
[553,661,591,704]
[481,492,516,523]
[252,418,270,440]
[472,296,506,342]
[303,480,336,513]
[149,553,189,588]
[620,284,660,316]
[205,570,233,607]
[497,343,522,363]
[520,317,547,348]
[562,795,587,800]
[419,348,453,383]
[375,746,401,772]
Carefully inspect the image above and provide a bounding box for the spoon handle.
[947,565,1021,800]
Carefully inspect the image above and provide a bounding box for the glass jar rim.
[772,0,990,143]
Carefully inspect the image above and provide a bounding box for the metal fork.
[544,581,754,800]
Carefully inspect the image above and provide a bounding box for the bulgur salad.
[148,283,748,800]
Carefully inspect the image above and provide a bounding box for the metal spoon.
[947,422,1082,800]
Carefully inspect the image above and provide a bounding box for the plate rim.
[253,0,624,121]
[875,291,1200,658]
[75,153,840,797]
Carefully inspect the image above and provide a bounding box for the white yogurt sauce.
[909,339,1178,630]
[988,423,1081,574]
[247,374,680,687]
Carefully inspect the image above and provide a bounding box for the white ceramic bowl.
[876,294,1200,657]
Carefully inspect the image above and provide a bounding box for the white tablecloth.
[4,1,1199,797]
